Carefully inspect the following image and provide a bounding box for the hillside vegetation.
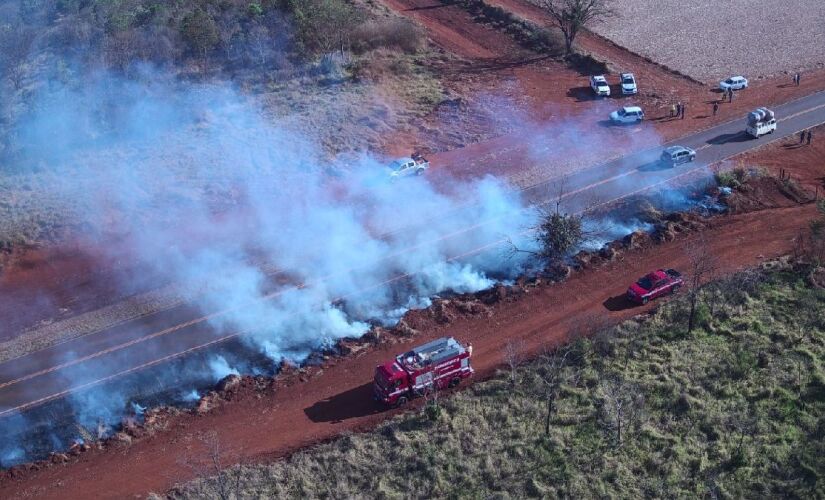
[169,264,825,498]
[0,0,447,253]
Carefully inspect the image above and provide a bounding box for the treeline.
[0,0,423,81]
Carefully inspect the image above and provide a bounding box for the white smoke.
[208,356,240,381]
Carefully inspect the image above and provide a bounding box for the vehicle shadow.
[567,86,612,102]
[706,131,751,145]
[603,295,637,312]
[637,161,671,172]
[597,119,615,128]
[303,382,383,423]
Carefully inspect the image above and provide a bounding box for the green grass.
[169,266,825,499]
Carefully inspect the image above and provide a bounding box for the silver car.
[660,146,696,166]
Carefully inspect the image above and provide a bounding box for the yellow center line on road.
[0,157,722,419]
[6,97,825,408]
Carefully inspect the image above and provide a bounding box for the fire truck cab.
[373,337,473,407]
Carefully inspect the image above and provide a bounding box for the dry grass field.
[592,0,825,83]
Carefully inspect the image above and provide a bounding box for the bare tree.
[597,375,644,447]
[179,431,243,500]
[0,25,36,90]
[724,406,756,469]
[684,235,718,333]
[538,346,580,435]
[503,340,526,387]
[539,0,615,56]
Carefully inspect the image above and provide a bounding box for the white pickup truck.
[745,107,776,138]
[590,75,610,97]
[389,154,429,178]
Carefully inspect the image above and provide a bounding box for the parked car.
[620,73,637,95]
[590,75,611,97]
[627,269,683,304]
[720,76,748,91]
[609,106,644,124]
[388,154,429,179]
[659,145,696,166]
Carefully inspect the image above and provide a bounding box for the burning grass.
[166,265,825,499]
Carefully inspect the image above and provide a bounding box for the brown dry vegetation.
[167,263,825,499]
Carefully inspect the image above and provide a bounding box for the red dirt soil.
[1,3,824,496]
[737,123,825,191]
[382,0,825,183]
[3,0,824,342]
[0,243,146,340]
[1,200,819,499]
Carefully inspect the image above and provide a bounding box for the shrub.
[352,19,424,54]
[247,3,264,17]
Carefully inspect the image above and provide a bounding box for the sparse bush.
[715,166,749,188]
[352,18,425,54]
[247,3,263,17]
[534,209,584,266]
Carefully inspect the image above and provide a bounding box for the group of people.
[670,102,687,119]
[799,129,814,145]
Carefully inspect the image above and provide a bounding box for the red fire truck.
[373,337,474,407]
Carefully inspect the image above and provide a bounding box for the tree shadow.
[303,383,383,423]
[403,4,448,11]
[706,131,751,145]
[567,86,601,102]
[603,294,637,312]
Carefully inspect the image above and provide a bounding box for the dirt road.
[1,201,818,499]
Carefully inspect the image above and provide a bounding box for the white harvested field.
[591,0,825,83]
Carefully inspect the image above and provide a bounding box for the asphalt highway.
[2,90,824,421]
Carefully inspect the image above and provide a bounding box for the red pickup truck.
[627,268,683,304]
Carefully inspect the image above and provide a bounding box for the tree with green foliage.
[539,0,614,56]
[180,8,220,56]
[283,0,360,56]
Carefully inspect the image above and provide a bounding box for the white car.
[609,106,644,124]
[590,75,610,97]
[720,76,748,91]
[620,73,637,95]
[389,156,429,178]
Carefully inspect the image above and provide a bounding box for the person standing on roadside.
[681,103,686,119]
[729,88,734,102]
[796,72,801,86]
[807,129,813,145]
[713,102,719,116]
[670,103,676,117]
[800,129,806,143]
